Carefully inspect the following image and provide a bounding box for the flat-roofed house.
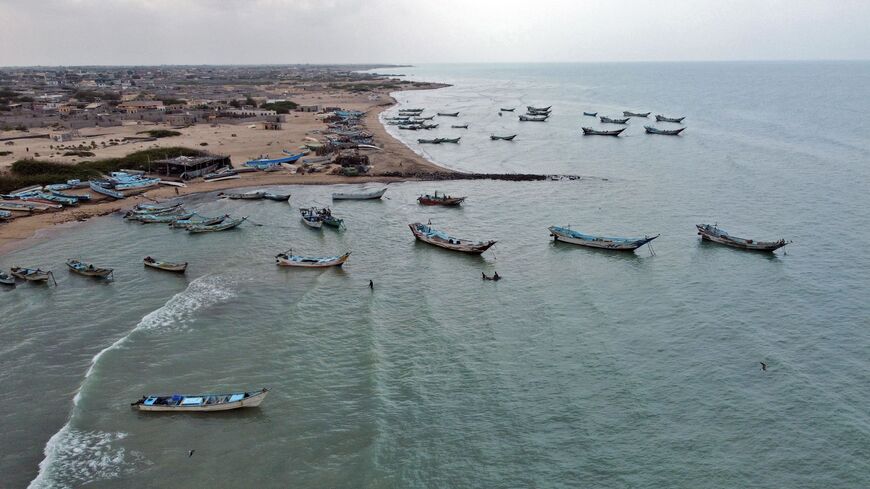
[118,100,165,113]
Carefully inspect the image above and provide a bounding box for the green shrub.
[63,150,96,157]
[136,129,181,138]
[259,100,298,114]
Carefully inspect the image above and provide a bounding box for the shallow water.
[2,62,869,488]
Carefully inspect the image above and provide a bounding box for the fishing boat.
[130,211,193,224]
[187,217,246,233]
[656,115,686,123]
[131,388,269,412]
[109,172,161,191]
[519,115,549,122]
[527,108,551,116]
[170,214,228,229]
[134,202,182,212]
[262,192,291,201]
[528,105,552,112]
[127,204,184,217]
[409,222,496,254]
[10,267,56,284]
[696,224,789,252]
[418,138,441,144]
[438,137,461,143]
[222,191,266,200]
[645,126,686,135]
[317,208,344,228]
[243,153,303,170]
[437,112,459,117]
[623,111,651,117]
[0,202,37,213]
[451,124,469,129]
[275,251,351,267]
[0,210,11,220]
[583,112,598,117]
[50,190,91,202]
[600,116,630,124]
[548,226,659,251]
[418,192,466,206]
[500,108,515,112]
[66,259,114,279]
[332,188,387,200]
[300,207,323,229]
[22,192,78,206]
[0,271,14,286]
[45,179,84,191]
[203,168,240,182]
[582,127,626,136]
[89,180,125,199]
[490,134,517,141]
[144,257,188,273]
[398,124,422,130]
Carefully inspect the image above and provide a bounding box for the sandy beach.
[0,83,452,254]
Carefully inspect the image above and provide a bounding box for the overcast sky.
[2,0,869,66]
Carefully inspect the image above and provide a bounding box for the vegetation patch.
[259,100,298,114]
[63,150,96,157]
[136,129,182,138]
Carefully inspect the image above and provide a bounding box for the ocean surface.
[2,62,869,488]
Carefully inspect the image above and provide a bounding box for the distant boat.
[10,266,55,285]
[656,115,686,123]
[582,127,626,136]
[332,188,387,200]
[131,388,269,412]
[548,226,659,251]
[222,191,266,200]
[600,116,630,124]
[398,124,422,130]
[0,210,11,220]
[300,207,323,229]
[418,192,466,206]
[244,152,304,170]
[412,115,436,121]
[66,259,114,279]
[130,211,194,224]
[262,192,291,201]
[409,222,496,254]
[490,134,517,141]
[275,251,351,267]
[143,257,188,273]
[623,111,650,117]
[316,208,344,228]
[519,115,548,122]
[451,124,469,129]
[49,190,90,202]
[0,271,14,286]
[696,224,789,252]
[418,138,442,144]
[440,137,461,143]
[527,109,551,116]
[645,126,686,135]
[89,180,124,199]
[127,203,183,217]
[109,172,161,191]
[170,214,228,229]
[527,105,552,112]
[500,108,515,112]
[134,202,182,212]
[203,168,240,182]
[187,217,246,233]
[0,202,37,213]
[583,112,598,117]
[437,112,459,117]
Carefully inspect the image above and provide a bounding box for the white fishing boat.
[275,251,351,267]
[331,188,387,200]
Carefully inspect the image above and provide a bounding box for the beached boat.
[89,180,125,199]
[187,217,246,233]
[600,116,630,124]
[519,115,549,122]
[144,257,188,273]
[244,153,303,170]
[0,271,14,286]
[66,259,114,279]
[582,127,626,136]
[170,214,227,229]
[0,202,37,213]
[500,108,515,111]
[131,388,269,412]
[418,192,466,206]
[300,207,323,229]
[134,202,181,212]
[451,124,469,129]
[0,210,11,220]
[437,112,459,117]
[398,124,422,130]
[262,192,291,201]
[315,208,344,228]
[548,226,659,251]
[49,190,90,202]
[127,204,184,217]
[110,172,161,191]
[696,224,789,252]
[623,111,651,117]
[528,105,552,112]
[275,251,351,267]
[409,222,496,254]
[645,126,686,135]
[418,138,441,144]
[22,192,78,206]
[656,115,686,123]
[203,168,240,182]
[583,112,598,117]
[132,211,194,224]
[490,134,517,141]
[10,267,56,284]
[332,188,387,200]
[222,191,266,200]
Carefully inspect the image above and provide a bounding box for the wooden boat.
[437,112,459,117]
[316,208,344,228]
[600,116,629,124]
[262,192,291,201]
[144,257,187,273]
[134,202,182,212]
[409,222,496,254]
[438,137,461,143]
[0,202,37,213]
[451,124,469,129]
[0,271,14,286]
[89,180,125,199]
[500,108,515,112]
[22,192,78,206]
[222,191,266,200]
[527,109,551,115]
[127,205,185,218]
[50,190,91,202]
[170,214,228,229]
[656,115,685,123]
[332,188,387,200]
[10,267,56,284]
[548,226,659,251]
[582,127,626,136]
[203,168,240,182]
[275,251,351,267]
[132,388,269,412]
[244,152,304,170]
[418,192,466,206]
[187,217,246,233]
[696,224,788,252]
[490,134,517,141]
[0,210,11,221]
[527,105,552,112]
[519,115,549,122]
[300,207,323,229]
[583,112,598,117]
[623,111,651,117]
[66,259,114,279]
[133,212,194,224]
[645,126,686,135]
[418,138,441,144]
[398,124,422,130]
[411,115,436,121]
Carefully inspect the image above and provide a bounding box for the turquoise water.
[2,63,869,488]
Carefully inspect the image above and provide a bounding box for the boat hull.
[696,224,788,251]
[332,188,387,200]
[549,227,658,251]
[409,223,496,254]
[144,260,188,272]
[418,196,466,206]
[133,389,268,412]
[275,252,350,267]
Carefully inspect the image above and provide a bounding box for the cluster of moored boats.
[582,111,687,136]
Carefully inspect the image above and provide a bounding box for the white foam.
[29,275,235,488]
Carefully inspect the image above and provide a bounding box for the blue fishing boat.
[187,217,246,233]
[548,226,659,251]
[109,172,161,191]
[23,192,79,206]
[90,180,125,199]
[50,189,91,202]
[132,388,269,412]
[244,152,305,170]
[0,210,12,220]
[409,222,496,254]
